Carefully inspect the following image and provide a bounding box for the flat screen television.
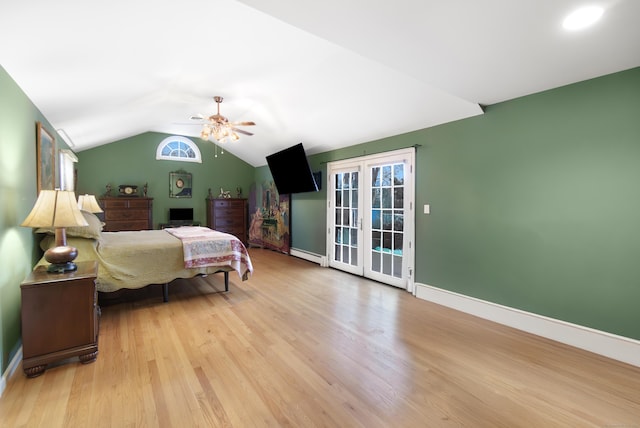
[169,208,193,222]
[266,143,318,194]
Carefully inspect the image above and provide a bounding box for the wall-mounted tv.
[266,143,319,194]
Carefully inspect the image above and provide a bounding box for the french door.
[327,148,415,290]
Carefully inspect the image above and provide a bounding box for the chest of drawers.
[100,197,153,231]
[206,198,247,243]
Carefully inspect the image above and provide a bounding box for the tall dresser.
[206,198,248,243]
[100,197,153,231]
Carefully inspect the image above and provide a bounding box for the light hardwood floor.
[1,248,640,427]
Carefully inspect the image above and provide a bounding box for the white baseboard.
[290,248,328,267]
[415,283,640,368]
[0,346,22,398]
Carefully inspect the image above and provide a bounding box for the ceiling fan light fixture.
[198,96,255,146]
[201,127,211,140]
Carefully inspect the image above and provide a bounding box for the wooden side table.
[20,260,100,377]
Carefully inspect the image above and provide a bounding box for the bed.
[37,211,253,302]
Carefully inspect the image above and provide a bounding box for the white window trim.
[59,149,78,191]
[156,136,202,163]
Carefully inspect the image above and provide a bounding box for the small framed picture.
[36,122,56,193]
[170,171,192,198]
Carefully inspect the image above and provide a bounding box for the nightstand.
[20,260,100,377]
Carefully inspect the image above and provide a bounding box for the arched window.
[156,136,202,163]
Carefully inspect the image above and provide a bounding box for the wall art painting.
[248,180,290,253]
[170,170,192,198]
[36,122,55,193]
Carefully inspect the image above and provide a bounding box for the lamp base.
[47,262,78,273]
[44,245,78,274]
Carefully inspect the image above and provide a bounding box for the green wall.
[416,70,640,339]
[77,132,254,228]
[292,67,640,340]
[0,65,72,373]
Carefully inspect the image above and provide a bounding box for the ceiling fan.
[192,96,255,143]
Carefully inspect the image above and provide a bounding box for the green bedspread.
[39,229,251,293]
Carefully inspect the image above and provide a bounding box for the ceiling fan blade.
[189,114,204,121]
[229,121,256,126]
[231,127,253,136]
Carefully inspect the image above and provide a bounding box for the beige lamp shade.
[77,194,103,213]
[22,190,88,273]
[22,190,88,228]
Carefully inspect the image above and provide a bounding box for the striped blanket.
[164,226,253,280]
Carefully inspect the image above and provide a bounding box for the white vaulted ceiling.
[1,0,639,166]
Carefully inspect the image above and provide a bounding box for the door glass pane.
[352,189,358,208]
[382,231,392,251]
[350,229,358,246]
[372,209,381,229]
[343,173,350,189]
[382,188,391,208]
[393,164,404,185]
[343,190,350,207]
[394,212,404,232]
[372,167,380,186]
[372,231,381,250]
[335,209,341,226]
[394,188,403,209]
[372,251,381,272]
[393,255,402,278]
[382,253,392,275]
[336,173,343,190]
[393,233,403,253]
[382,211,392,231]
[372,188,381,208]
[381,165,392,186]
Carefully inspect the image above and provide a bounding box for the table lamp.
[21,189,88,273]
[77,194,103,213]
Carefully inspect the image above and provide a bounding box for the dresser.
[100,197,153,231]
[206,198,248,243]
[21,261,100,377]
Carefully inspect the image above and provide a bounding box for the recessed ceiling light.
[563,6,604,31]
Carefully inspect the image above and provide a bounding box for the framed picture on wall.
[36,122,55,193]
[169,171,192,198]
